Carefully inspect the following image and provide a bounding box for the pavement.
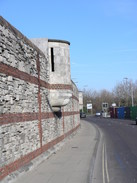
[12,119,98,183]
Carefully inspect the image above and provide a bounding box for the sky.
[0,0,137,91]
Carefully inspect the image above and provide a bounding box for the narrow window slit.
[51,48,54,72]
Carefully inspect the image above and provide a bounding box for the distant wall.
[79,91,83,111]
[0,16,80,181]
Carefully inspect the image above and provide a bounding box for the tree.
[82,89,114,113]
[113,79,137,107]
[82,79,137,114]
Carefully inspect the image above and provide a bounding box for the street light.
[123,77,134,107]
[131,86,134,107]
[82,85,89,114]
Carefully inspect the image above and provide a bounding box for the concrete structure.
[0,16,80,182]
[102,102,109,117]
[31,38,72,112]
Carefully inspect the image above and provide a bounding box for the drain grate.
[72,146,78,149]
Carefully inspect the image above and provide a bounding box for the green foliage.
[83,106,87,113]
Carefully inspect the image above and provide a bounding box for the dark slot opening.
[54,111,62,118]
[51,48,54,72]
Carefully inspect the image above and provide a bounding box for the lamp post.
[83,85,88,113]
[123,77,128,106]
[131,86,134,107]
[123,78,134,107]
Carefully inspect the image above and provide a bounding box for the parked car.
[80,112,86,118]
[95,112,101,117]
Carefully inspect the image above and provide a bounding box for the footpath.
[12,120,98,183]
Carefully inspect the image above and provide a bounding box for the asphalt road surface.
[86,116,137,183]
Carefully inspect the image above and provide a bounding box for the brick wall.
[0,16,80,181]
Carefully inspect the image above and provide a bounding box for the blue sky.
[0,0,137,91]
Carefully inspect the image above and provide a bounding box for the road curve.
[86,116,137,183]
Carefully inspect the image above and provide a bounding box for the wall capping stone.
[48,39,70,45]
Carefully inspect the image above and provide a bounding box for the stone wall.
[0,16,80,181]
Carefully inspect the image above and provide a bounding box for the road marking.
[102,143,105,183]
[105,144,110,182]
[102,143,110,183]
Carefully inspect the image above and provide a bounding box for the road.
[86,116,137,183]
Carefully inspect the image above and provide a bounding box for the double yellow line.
[102,143,110,183]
